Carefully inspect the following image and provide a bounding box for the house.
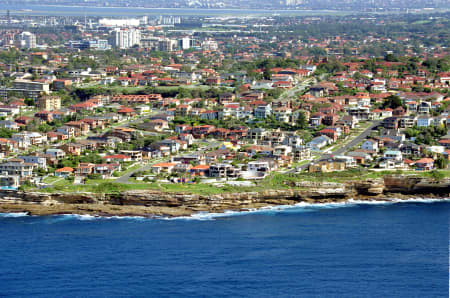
[333,156,357,168]
[54,167,74,178]
[15,116,34,126]
[438,139,450,149]
[0,138,18,153]
[75,163,94,176]
[282,135,303,148]
[204,149,232,164]
[120,150,143,161]
[323,114,339,126]
[308,160,346,173]
[361,139,378,152]
[399,116,416,128]
[172,154,205,165]
[406,101,418,112]
[310,113,324,127]
[173,163,193,174]
[103,154,132,163]
[34,110,53,122]
[247,145,274,157]
[206,76,221,85]
[93,163,121,178]
[209,163,240,178]
[247,128,268,141]
[400,142,421,156]
[190,165,210,176]
[37,96,61,111]
[318,129,338,142]
[151,162,177,174]
[418,102,431,114]
[0,120,20,131]
[382,117,399,130]
[273,107,292,123]
[0,159,35,177]
[66,121,90,136]
[307,136,332,150]
[347,151,372,164]
[56,126,76,138]
[273,145,292,157]
[191,125,215,138]
[117,107,136,118]
[218,142,239,151]
[11,132,46,148]
[139,119,169,132]
[339,115,358,129]
[61,143,82,156]
[292,146,311,161]
[176,104,192,116]
[247,161,271,176]
[392,106,406,117]
[46,148,66,159]
[415,158,434,171]
[0,175,20,189]
[254,103,272,119]
[417,116,434,128]
[309,85,327,97]
[136,105,151,115]
[18,155,47,170]
[384,150,403,161]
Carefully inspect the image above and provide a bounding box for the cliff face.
[0,176,448,217]
[383,175,450,195]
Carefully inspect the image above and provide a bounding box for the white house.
[384,150,403,161]
[417,116,434,128]
[361,139,378,152]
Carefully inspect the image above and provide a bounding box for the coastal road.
[331,120,381,156]
[294,120,381,172]
[113,142,220,184]
[279,78,314,101]
[114,162,154,184]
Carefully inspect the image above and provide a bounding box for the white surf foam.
[0,212,29,218]
[57,214,101,221]
[158,197,450,221]
[3,198,447,221]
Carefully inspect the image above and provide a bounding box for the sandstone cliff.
[0,176,448,217]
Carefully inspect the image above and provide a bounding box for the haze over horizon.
[0,0,449,11]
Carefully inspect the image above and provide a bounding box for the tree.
[382,95,403,109]
[0,128,13,138]
[296,111,307,129]
[24,98,34,106]
[429,170,445,182]
[435,157,448,170]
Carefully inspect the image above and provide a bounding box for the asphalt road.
[279,78,315,101]
[114,141,221,184]
[295,120,381,171]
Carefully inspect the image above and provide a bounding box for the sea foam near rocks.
[0,212,29,218]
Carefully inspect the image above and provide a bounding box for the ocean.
[0,199,449,297]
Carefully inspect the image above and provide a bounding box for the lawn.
[33,169,450,195]
[114,163,142,177]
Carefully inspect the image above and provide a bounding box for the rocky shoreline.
[0,175,448,218]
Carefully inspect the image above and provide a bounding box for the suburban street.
[278,78,315,101]
[294,120,382,172]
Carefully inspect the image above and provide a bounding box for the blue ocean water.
[0,200,449,297]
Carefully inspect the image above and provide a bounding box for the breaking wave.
[1,198,448,221]
[158,197,450,221]
[0,212,29,218]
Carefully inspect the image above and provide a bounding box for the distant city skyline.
[0,0,449,10]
